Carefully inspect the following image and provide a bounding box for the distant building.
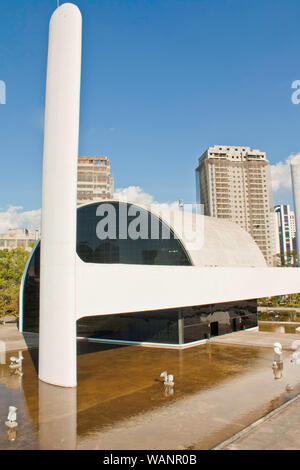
[272,211,281,257]
[274,204,296,264]
[290,210,297,249]
[77,156,114,205]
[0,228,37,251]
[195,145,276,266]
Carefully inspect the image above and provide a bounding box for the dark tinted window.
[77,309,179,344]
[77,202,191,265]
[22,241,40,333]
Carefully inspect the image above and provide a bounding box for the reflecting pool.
[1,341,300,449]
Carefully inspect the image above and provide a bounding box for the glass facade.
[21,202,258,344]
[22,241,40,333]
[77,310,179,344]
[77,300,257,344]
[182,299,257,343]
[77,202,192,265]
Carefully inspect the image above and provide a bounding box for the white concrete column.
[291,156,300,267]
[39,3,82,387]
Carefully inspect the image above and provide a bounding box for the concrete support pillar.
[291,157,300,267]
[39,3,82,387]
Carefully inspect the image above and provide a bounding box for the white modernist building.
[19,3,300,388]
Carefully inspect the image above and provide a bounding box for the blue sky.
[0,0,300,216]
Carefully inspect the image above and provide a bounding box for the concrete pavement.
[210,327,300,350]
[214,392,300,450]
[0,323,38,352]
[258,306,300,313]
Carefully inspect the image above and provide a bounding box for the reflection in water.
[259,322,300,335]
[258,311,300,323]
[7,427,18,442]
[1,342,300,449]
[9,351,24,376]
[0,341,5,365]
[39,381,76,450]
[164,384,174,397]
[272,361,283,380]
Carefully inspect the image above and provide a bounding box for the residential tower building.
[274,204,295,263]
[195,145,276,265]
[290,210,296,250]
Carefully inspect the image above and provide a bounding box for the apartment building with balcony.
[196,145,276,266]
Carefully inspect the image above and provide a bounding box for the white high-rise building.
[196,145,276,266]
[274,204,294,263]
[290,210,296,245]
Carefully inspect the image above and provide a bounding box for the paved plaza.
[214,393,300,450]
[0,323,38,352]
[210,327,300,350]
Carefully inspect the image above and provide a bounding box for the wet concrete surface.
[1,340,300,449]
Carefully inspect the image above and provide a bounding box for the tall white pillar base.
[39,3,82,388]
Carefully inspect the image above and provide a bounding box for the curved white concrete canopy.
[89,200,267,268]
[72,201,299,320]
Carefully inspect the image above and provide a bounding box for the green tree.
[0,248,30,318]
[275,250,298,267]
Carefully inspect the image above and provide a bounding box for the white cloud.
[270,153,300,192]
[114,185,180,211]
[0,187,184,235]
[0,206,41,234]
